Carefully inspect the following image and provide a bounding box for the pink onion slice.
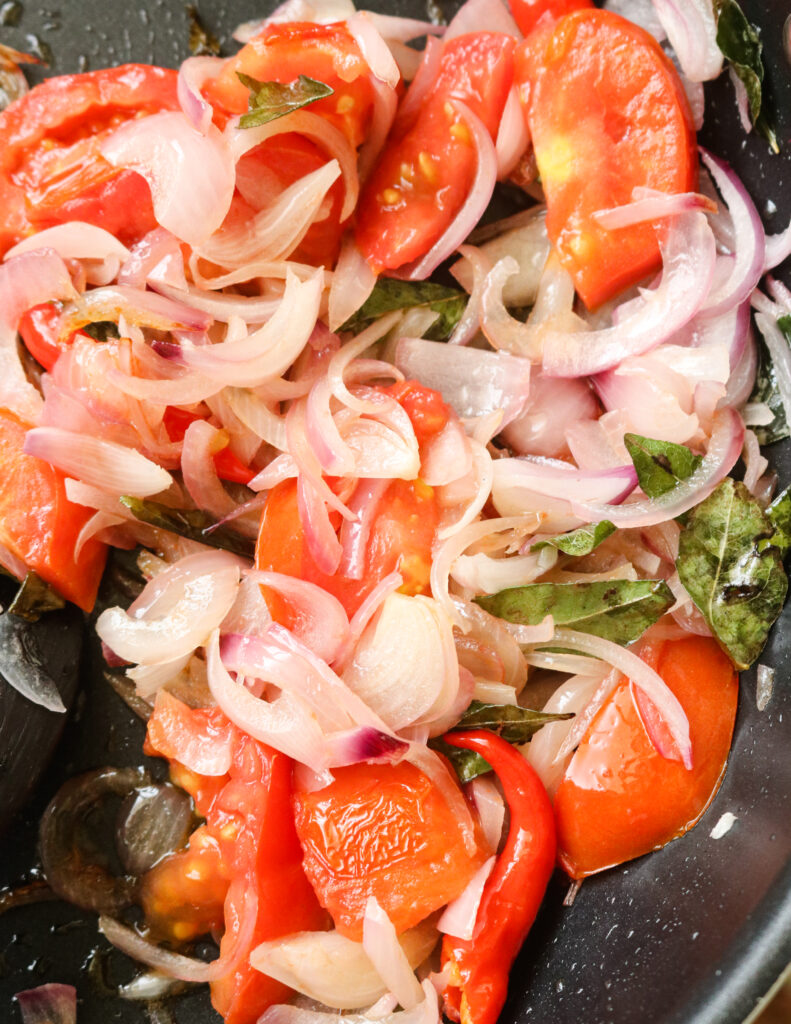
[181,419,240,521]
[328,234,378,332]
[101,112,235,246]
[542,212,716,377]
[395,337,531,426]
[651,0,722,82]
[59,283,212,335]
[538,628,693,768]
[698,150,766,318]
[339,479,390,580]
[6,221,130,263]
[364,12,446,43]
[177,55,224,134]
[571,406,744,528]
[348,12,400,88]
[14,984,77,1024]
[495,86,528,182]
[592,188,717,230]
[764,216,791,273]
[24,428,173,498]
[437,856,496,941]
[444,0,521,40]
[227,110,359,221]
[492,457,637,506]
[392,37,442,136]
[401,100,498,281]
[363,897,424,1011]
[332,570,403,673]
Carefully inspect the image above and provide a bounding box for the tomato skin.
[0,64,179,255]
[162,406,256,485]
[293,759,488,940]
[515,8,697,308]
[384,380,450,444]
[508,0,592,36]
[554,637,738,879]
[0,408,107,611]
[356,33,516,273]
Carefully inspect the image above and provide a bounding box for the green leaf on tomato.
[714,0,779,153]
[237,72,334,129]
[749,316,791,445]
[765,484,791,558]
[531,520,616,557]
[677,478,788,670]
[120,497,255,560]
[340,277,467,341]
[624,433,701,498]
[430,700,571,782]
[6,571,65,621]
[476,579,675,646]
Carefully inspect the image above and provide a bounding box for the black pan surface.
[0,2,790,1023]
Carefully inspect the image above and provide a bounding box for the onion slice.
[363,897,425,1011]
[437,856,496,941]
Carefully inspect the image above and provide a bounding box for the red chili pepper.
[163,406,256,486]
[440,730,556,1024]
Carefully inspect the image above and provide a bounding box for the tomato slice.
[293,759,488,939]
[356,32,515,273]
[515,8,697,308]
[0,65,179,255]
[0,407,107,611]
[553,637,738,879]
[508,0,592,36]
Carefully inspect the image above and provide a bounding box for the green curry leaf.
[340,277,467,341]
[476,579,674,646]
[531,521,616,557]
[766,485,791,558]
[7,572,65,622]
[624,433,702,498]
[676,478,788,669]
[121,497,255,560]
[237,72,334,129]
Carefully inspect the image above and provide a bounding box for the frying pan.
[0,2,790,1022]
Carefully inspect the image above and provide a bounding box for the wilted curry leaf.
[624,433,701,498]
[531,521,616,557]
[340,277,467,341]
[476,579,674,646]
[677,478,788,669]
[237,72,334,129]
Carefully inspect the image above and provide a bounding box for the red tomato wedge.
[18,302,90,373]
[515,8,697,308]
[508,0,592,36]
[0,65,179,256]
[0,408,107,611]
[162,406,256,486]
[554,637,738,879]
[293,759,488,940]
[356,32,515,273]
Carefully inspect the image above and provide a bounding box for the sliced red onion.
[329,234,378,332]
[393,37,442,136]
[226,388,288,452]
[118,228,185,290]
[592,188,716,230]
[395,338,531,426]
[227,111,359,222]
[177,55,223,134]
[363,897,425,1011]
[183,270,323,385]
[59,283,211,337]
[727,66,753,135]
[421,417,473,488]
[333,570,403,672]
[444,0,521,40]
[200,162,341,268]
[6,221,130,263]
[251,919,438,1012]
[451,549,551,594]
[698,150,766,318]
[339,479,389,580]
[0,248,76,421]
[437,440,494,541]
[99,889,257,983]
[764,216,791,275]
[453,597,527,693]
[298,474,344,576]
[339,400,421,481]
[260,983,439,1024]
[358,71,399,182]
[595,356,699,446]
[741,428,768,495]
[543,212,717,377]
[324,726,409,767]
[24,428,172,498]
[437,856,496,941]
[503,372,598,460]
[342,593,460,735]
[495,86,528,182]
[207,628,335,773]
[468,776,505,854]
[150,279,280,324]
[329,312,403,413]
[364,12,446,43]
[181,419,240,520]
[493,457,637,507]
[348,12,400,88]
[572,407,743,528]
[537,628,692,768]
[306,376,356,476]
[651,0,722,82]
[15,984,76,1024]
[402,100,498,281]
[125,652,192,700]
[101,113,234,246]
[98,552,241,665]
[445,244,489,346]
[245,570,350,664]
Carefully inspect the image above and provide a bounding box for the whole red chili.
[441,730,556,1024]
